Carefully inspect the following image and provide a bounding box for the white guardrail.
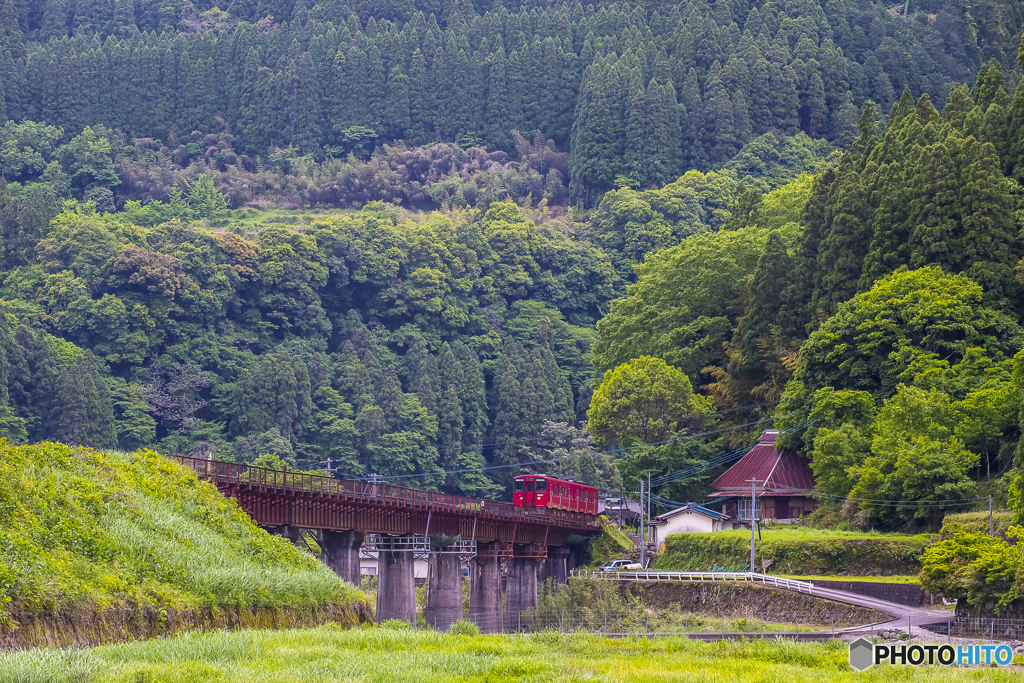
[572,570,815,594]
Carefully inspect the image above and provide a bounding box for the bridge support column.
[542,545,571,587]
[567,543,584,575]
[263,525,303,546]
[506,545,545,631]
[375,536,416,625]
[469,543,506,633]
[424,552,463,631]
[318,529,364,587]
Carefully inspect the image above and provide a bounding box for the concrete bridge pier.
[263,524,303,546]
[541,545,571,587]
[424,551,464,631]
[505,545,545,632]
[318,529,364,587]
[375,535,417,625]
[469,543,505,633]
[567,544,583,574]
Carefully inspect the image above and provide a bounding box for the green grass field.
[1,625,1018,683]
[214,207,357,231]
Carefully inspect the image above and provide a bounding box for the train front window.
[526,479,535,493]
[514,479,524,493]
[536,479,546,492]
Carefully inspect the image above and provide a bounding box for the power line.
[647,419,811,488]
[349,413,807,481]
[649,486,981,511]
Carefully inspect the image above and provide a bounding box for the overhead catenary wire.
[641,416,980,512]
[649,488,980,510]
[333,403,792,478]
[349,412,810,481]
[646,419,812,488]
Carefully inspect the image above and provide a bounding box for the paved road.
[806,583,948,633]
[581,571,951,635]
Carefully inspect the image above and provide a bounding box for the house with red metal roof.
[708,429,817,523]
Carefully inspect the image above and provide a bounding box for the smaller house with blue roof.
[647,502,735,547]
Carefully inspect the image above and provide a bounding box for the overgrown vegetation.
[585,516,634,568]
[919,517,1024,616]
[0,441,366,634]
[655,528,931,576]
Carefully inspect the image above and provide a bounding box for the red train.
[512,474,599,514]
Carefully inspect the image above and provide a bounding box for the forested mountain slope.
[595,68,1024,527]
[0,0,1020,209]
[1,0,1024,529]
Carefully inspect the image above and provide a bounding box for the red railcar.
[512,474,599,514]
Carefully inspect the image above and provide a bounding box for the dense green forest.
[0,0,1021,211]
[2,0,1024,567]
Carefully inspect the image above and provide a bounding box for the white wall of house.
[650,511,729,545]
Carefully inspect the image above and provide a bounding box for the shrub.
[378,619,414,630]
[655,532,931,575]
[448,620,480,637]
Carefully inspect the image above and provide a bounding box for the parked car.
[597,559,643,572]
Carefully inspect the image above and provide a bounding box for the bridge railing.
[169,455,598,527]
[571,570,815,594]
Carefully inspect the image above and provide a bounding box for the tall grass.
[0,442,363,622]
[0,625,1019,683]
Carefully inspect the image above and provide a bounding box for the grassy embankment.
[655,526,932,577]
[0,441,371,648]
[1,625,1020,683]
[942,510,1017,540]
[586,516,635,567]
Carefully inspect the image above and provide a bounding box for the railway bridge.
[170,455,600,631]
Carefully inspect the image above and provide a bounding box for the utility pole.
[647,472,652,549]
[989,495,993,536]
[639,479,645,568]
[749,478,757,573]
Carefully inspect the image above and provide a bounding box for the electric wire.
[348,412,810,481]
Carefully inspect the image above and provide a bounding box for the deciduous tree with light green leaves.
[848,385,978,529]
[593,225,792,382]
[587,356,714,448]
[792,266,1022,400]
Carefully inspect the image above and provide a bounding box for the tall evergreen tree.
[453,341,487,450]
[491,338,528,483]
[54,350,116,449]
[483,47,511,152]
[408,48,434,145]
[111,0,135,37]
[733,229,795,369]
[0,313,26,442]
[40,0,69,41]
[0,0,24,61]
[814,157,871,315]
[384,65,411,140]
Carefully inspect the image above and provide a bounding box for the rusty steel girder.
[171,455,600,543]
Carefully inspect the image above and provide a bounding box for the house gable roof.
[710,430,815,496]
[649,502,728,524]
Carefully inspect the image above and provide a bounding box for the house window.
[737,499,756,520]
